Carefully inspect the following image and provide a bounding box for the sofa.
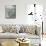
[0,24,41,39]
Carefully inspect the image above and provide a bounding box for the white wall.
[0,0,45,24]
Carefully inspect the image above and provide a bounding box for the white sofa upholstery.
[0,24,41,39]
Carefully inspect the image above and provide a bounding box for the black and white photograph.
[5,5,16,19]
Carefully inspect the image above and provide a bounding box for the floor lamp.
[41,14,43,40]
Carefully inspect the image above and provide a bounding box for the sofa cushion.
[19,25,25,33]
[2,25,17,33]
[24,25,36,35]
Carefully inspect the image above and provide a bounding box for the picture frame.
[5,5,16,19]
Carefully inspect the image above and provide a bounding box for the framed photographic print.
[5,5,16,19]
